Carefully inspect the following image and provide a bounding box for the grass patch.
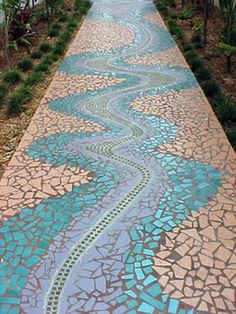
[30,50,43,59]
[17,59,33,72]
[7,87,33,116]
[195,67,212,81]
[34,63,50,73]
[216,97,236,124]
[202,80,221,97]
[226,128,236,148]
[24,71,44,86]
[39,42,52,53]
[3,70,21,85]
[0,84,7,103]
[188,57,204,71]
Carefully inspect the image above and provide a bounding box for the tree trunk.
[203,0,209,45]
[4,17,10,69]
[226,55,231,73]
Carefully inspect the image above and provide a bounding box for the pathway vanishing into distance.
[0,0,236,313]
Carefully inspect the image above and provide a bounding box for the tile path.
[0,0,236,313]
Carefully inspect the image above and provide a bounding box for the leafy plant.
[48,28,59,37]
[188,57,204,71]
[59,31,72,43]
[195,66,212,81]
[44,0,64,26]
[0,0,23,67]
[218,0,236,72]
[39,42,52,53]
[24,71,44,86]
[6,86,32,116]
[202,80,221,97]
[226,127,236,148]
[216,96,236,123]
[74,0,91,12]
[191,16,204,33]
[52,41,66,56]
[3,69,21,84]
[35,63,50,73]
[180,6,194,19]
[182,43,193,51]
[58,14,68,22]
[185,50,197,59]
[0,84,8,103]
[41,55,54,65]
[17,59,33,71]
[10,7,34,52]
[67,19,78,30]
[30,49,42,59]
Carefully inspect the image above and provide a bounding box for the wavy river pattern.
[2,0,233,313]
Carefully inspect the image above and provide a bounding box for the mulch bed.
[169,1,236,101]
[0,1,83,178]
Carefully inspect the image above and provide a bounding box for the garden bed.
[155,0,236,149]
[0,0,91,178]
[173,3,236,100]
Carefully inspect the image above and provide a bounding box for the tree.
[219,0,236,72]
[0,0,23,68]
[202,0,214,45]
[44,0,64,27]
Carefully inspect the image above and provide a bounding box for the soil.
[169,2,236,101]
[0,2,84,178]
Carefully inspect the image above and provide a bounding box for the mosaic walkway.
[0,0,236,313]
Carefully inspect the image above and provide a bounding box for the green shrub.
[83,0,92,9]
[185,50,197,59]
[216,97,236,123]
[202,80,221,97]
[3,70,21,85]
[169,13,177,19]
[67,20,78,30]
[188,57,204,71]
[42,55,55,65]
[50,51,60,61]
[0,84,7,103]
[58,14,68,22]
[24,71,44,86]
[39,42,52,53]
[51,22,62,31]
[226,128,236,148]
[168,19,184,39]
[162,10,171,17]
[180,6,194,19]
[35,63,50,73]
[191,33,203,49]
[212,48,223,57]
[17,59,33,72]
[74,0,91,13]
[7,87,32,116]
[48,22,62,37]
[195,67,212,81]
[183,43,193,52]
[174,27,184,40]
[30,50,43,59]
[48,28,60,37]
[52,42,66,56]
[166,0,176,8]
[194,41,204,49]
[157,2,167,12]
[168,18,177,28]
[59,31,72,43]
